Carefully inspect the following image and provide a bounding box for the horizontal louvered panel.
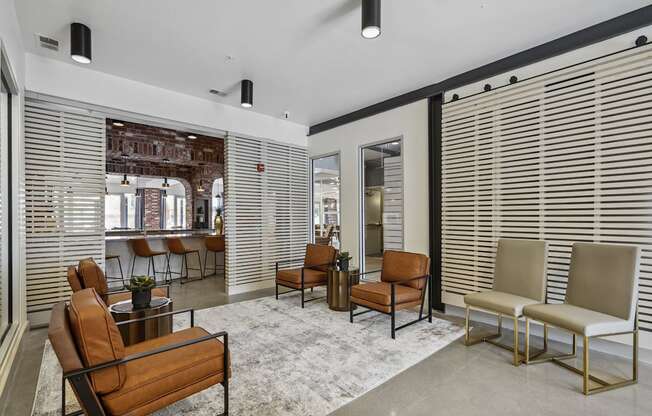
[24,99,105,322]
[442,45,652,332]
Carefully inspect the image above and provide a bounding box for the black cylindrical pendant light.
[241,79,253,108]
[362,0,381,39]
[71,23,92,64]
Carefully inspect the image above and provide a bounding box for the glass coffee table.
[109,297,173,346]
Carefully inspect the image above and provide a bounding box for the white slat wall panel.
[24,99,105,324]
[383,156,403,250]
[224,136,308,293]
[441,45,652,331]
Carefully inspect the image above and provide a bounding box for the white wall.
[24,53,307,147]
[0,0,25,87]
[308,100,429,267]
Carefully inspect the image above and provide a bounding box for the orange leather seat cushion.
[68,289,126,395]
[276,268,327,285]
[101,327,227,416]
[78,258,110,295]
[351,281,422,306]
[105,287,168,306]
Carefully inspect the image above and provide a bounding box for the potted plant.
[126,276,156,309]
[337,251,352,272]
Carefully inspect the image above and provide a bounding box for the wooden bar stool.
[167,237,204,284]
[105,254,125,288]
[204,235,225,277]
[129,238,170,283]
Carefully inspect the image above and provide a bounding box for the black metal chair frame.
[59,309,229,416]
[166,249,205,284]
[104,256,125,289]
[204,247,225,278]
[349,270,433,339]
[275,258,335,308]
[130,252,170,284]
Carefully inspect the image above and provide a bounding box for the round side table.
[109,296,173,346]
[327,268,359,311]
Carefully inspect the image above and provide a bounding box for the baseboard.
[445,304,652,365]
[227,278,276,295]
[0,321,28,398]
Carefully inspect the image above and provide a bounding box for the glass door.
[311,153,340,249]
[0,70,11,342]
[360,139,403,276]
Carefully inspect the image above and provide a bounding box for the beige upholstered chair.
[523,243,640,395]
[463,239,548,365]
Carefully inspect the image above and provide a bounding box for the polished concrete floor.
[2,277,651,416]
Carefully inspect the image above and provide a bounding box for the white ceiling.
[15,0,651,126]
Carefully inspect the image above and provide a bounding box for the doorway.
[360,139,403,276]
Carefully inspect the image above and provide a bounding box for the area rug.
[32,291,464,416]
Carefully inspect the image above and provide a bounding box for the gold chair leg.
[513,316,520,366]
[583,336,590,395]
[525,318,530,364]
[464,306,470,345]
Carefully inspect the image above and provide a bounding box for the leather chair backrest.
[205,235,225,252]
[68,288,127,395]
[167,237,187,255]
[78,258,109,296]
[67,265,84,292]
[381,250,430,290]
[304,243,337,272]
[49,301,101,415]
[131,238,154,257]
[493,239,548,302]
[566,243,640,321]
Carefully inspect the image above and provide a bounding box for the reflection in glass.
[312,154,340,249]
[361,140,403,275]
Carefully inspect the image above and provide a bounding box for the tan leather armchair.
[275,244,337,308]
[349,250,432,339]
[48,288,230,416]
[68,258,169,307]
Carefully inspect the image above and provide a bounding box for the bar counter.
[105,229,224,283]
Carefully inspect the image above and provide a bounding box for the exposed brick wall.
[106,119,224,228]
[143,188,162,229]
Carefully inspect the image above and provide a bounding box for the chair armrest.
[389,274,430,285]
[115,308,194,327]
[352,270,382,276]
[275,258,305,266]
[64,330,228,379]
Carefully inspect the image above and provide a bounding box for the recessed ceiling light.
[112,121,124,127]
[391,141,399,145]
[188,134,197,139]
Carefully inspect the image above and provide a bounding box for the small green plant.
[126,276,156,292]
[216,208,222,216]
[337,251,352,261]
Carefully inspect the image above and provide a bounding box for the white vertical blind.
[24,99,105,324]
[441,45,652,332]
[383,155,403,250]
[224,135,308,293]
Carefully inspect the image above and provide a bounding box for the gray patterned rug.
[32,291,464,416]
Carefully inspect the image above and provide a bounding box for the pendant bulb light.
[241,79,253,108]
[361,0,381,39]
[197,179,205,193]
[70,22,92,64]
[120,174,130,187]
[162,177,170,188]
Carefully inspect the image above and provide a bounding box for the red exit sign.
[256,163,265,173]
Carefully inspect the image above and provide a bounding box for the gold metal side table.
[327,268,359,311]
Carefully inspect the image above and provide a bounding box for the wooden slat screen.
[441,45,652,331]
[224,135,308,293]
[24,99,105,324]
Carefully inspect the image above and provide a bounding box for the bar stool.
[204,235,225,277]
[129,238,170,283]
[105,254,125,288]
[167,237,204,284]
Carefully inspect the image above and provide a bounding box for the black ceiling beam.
[309,5,652,136]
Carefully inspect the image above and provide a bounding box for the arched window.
[211,177,224,222]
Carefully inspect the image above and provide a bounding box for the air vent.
[209,89,227,97]
[36,34,59,51]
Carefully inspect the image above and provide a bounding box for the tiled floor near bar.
[2,277,650,416]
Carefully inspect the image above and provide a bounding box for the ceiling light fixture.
[197,179,205,193]
[70,22,92,64]
[241,79,253,108]
[120,174,130,187]
[112,121,124,127]
[361,0,381,39]
[162,177,170,188]
[188,134,197,139]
